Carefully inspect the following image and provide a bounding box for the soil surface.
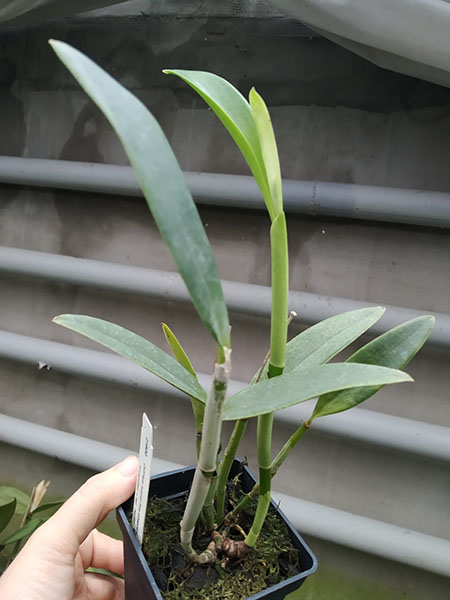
[142,474,301,600]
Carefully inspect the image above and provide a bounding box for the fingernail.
[117,455,139,477]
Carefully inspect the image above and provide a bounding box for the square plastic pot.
[117,460,318,600]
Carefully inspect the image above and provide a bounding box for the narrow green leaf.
[0,500,16,534]
[249,88,282,217]
[164,69,273,220]
[287,307,386,371]
[223,363,412,421]
[162,323,196,378]
[31,501,65,516]
[53,315,207,403]
[162,323,204,439]
[50,41,229,348]
[0,487,29,514]
[313,315,434,418]
[1,518,43,546]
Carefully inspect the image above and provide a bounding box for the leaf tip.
[248,86,262,106]
[401,371,414,382]
[48,38,63,51]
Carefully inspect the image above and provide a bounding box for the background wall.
[0,2,449,598]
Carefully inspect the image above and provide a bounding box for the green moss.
[142,495,300,600]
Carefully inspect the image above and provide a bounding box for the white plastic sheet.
[0,0,126,24]
[272,0,450,87]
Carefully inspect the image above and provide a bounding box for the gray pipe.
[0,413,179,474]
[270,491,450,578]
[2,413,450,577]
[0,245,447,348]
[1,156,450,228]
[1,328,450,463]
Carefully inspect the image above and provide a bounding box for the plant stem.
[245,211,289,546]
[180,348,231,561]
[271,422,310,474]
[268,212,289,374]
[203,472,218,531]
[226,421,310,522]
[245,412,273,547]
[215,419,248,522]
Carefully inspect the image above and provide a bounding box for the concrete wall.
[1,3,450,598]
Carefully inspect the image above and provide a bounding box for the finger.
[41,455,138,556]
[84,571,125,600]
[80,529,125,575]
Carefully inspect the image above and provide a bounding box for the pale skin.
[0,455,139,600]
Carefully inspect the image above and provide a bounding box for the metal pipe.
[2,414,450,577]
[270,491,450,578]
[1,329,450,463]
[0,245,447,348]
[1,156,450,228]
[0,413,179,474]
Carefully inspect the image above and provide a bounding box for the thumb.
[40,455,138,556]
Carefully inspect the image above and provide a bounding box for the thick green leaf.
[313,315,434,418]
[249,88,282,217]
[53,315,207,403]
[31,501,65,516]
[51,41,229,349]
[164,69,273,220]
[0,487,29,514]
[1,518,43,546]
[0,499,16,534]
[287,307,386,371]
[252,306,385,382]
[223,363,412,420]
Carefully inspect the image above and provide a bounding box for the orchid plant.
[49,40,434,563]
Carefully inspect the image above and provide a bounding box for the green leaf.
[0,487,29,514]
[162,323,204,436]
[162,323,196,378]
[1,518,43,546]
[50,41,229,349]
[252,307,385,382]
[31,501,65,516]
[313,315,434,418]
[223,363,412,420]
[53,315,207,403]
[0,500,16,535]
[164,69,273,220]
[249,88,282,217]
[287,307,386,371]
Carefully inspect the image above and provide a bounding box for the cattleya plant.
[0,481,63,573]
[49,41,433,563]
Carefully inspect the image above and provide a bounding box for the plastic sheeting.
[0,0,126,24]
[2,0,450,88]
[272,0,450,88]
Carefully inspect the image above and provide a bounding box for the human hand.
[0,455,138,600]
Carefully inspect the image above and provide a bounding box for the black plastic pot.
[117,460,318,600]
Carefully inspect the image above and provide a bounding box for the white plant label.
[132,413,153,546]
